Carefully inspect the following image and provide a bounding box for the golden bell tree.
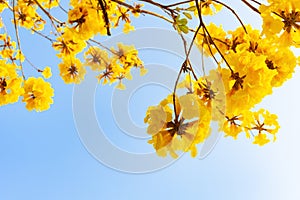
[0,0,299,158]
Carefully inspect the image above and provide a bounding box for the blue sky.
[1,1,300,199]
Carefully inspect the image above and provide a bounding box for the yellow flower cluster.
[259,0,300,46]
[197,25,295,145]
[85,43,146,89]
[51,0,143,85]
[0,0,299,157]
[0,26,54,111]
[144,94,211,158]
[0,60,23,106]
[22,77,54,112]
[0,0,144,111]
[146,0,300,157]
[13,0,46,31]
[0,0,8,13]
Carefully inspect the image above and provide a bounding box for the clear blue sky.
[1,1,300,199]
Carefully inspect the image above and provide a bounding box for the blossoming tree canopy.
[0,0,299,158]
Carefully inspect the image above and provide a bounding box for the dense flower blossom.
[22,77,54,112]
[0,0,298,157]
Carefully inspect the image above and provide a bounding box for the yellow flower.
[178,74,192,92]
[41,0,59,9]
[22,77,54,112]
[84,46,110,71]
[0,62,24,106]
[196,23,227,56]
[145,94,211,158]
[222,115,243,139]
[0,35,17,59]
[114,43,144,69]
[93,42,145,88]
[253,133,270,146]
[224,51,276,114]
[68,5,93,40]
[259,0,300,46]
[193,68,226,121]
[123,23,134,34]
[190,0,222,16]
[52,28,86,58]
[15,50,25,63]
[42,67,52,79]
[59,57,86,84]
[144,104,171,136]
[243,109,280,145]
[202,0,223,16]
[139,67,148,76]
[131,3,143,17]
[116,80,126,90]
[0,0,7,13]
[13,4,45,31]
[265,49,297,87]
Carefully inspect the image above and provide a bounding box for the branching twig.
[195,0,234,73]
[172,0,204,121]
[111,0,173,23]
[202,24,234,73]
[139,0,176,15]
[33,0,63,24]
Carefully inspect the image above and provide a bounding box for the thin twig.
[172,0,204,120]
[249,0,261,5]
[173,63,185,123]
[33,0,63,37]
[213,0,248,33]
[111,0,173,23]
[25,57,40,71]
[195,0,234,73]
[88,39,117,55]
[139,0,176,15]
[203,29,219,66]
[58,2,68,14]
[31,29,55,43]
[33,0,63,24]
[12,0,25,79]
[164,0,194,8]
[203,24,234,73]
[241,0,260,14]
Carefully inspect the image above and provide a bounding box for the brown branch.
[249,0,261,5]
[98,0,111,36]
[164,0,194,8]
[203,29,220,66]
[139,0,176,15]
[203,24,234,73]
[241,0,260,14]
[173,62,185,123]
[111,0,173,23]
[33,0,63,24]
